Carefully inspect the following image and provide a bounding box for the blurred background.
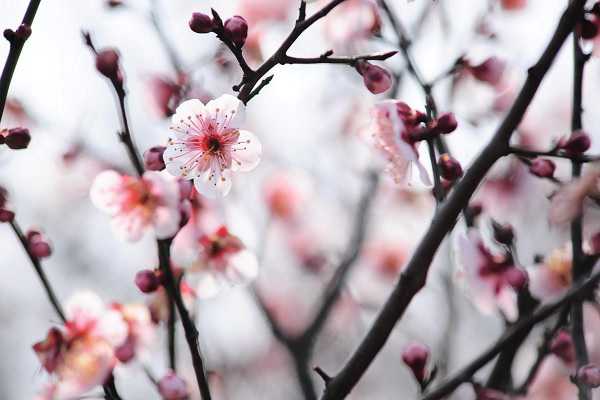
[1,0,599,398]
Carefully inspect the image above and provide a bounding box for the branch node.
[314,366,332,384]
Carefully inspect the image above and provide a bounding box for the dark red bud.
[115,336,136,363]
[158,372,189,400]
[470,57,505,86]
[561,130,591,155]
[402,343,430,383]
[144,146,166,171]
[529,158,555,178]
[95,49,121,81]
[590,232,600,254]
[26,230,52,258]
[550,330,576,364]
[577,364,600,388]
[580,18,599,40]
[438,154,463,181]
[189,12,214,34]
[435,112,458,134]
[356,61,392,94]
[492,221,514,246]
[5,127,31,149]
[505,268,528,290]
[0,209,14,222]
[223,16,248,47]
[135,269,161,293]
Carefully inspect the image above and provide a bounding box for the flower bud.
[401,342,429,383]
[115,336,135,363]
[189,12,214,34]
[144,146,166,171]
[590,231,600,254]
[505,267,528,290]
[356,61,392,94]
[560,130,591,155]
[223,16,248,47]
[5,127,31,149]
[95,49,121,81]
[26,230,52,258]
[470,57,505,86]
[529,158,555,178]
[550,330,576,364]
[0,209,14,222]
[435,113,458,134]
[577,364,600,388]
[135,269,161,293]
[158,372,189,400]
[492,221,514,246]
[580,18,598,40]
[438,154,463,181]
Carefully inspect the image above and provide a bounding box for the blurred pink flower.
[501,0,527,10]
[239,0,294,25]
[549,167,600,225]
[171,218,258,298]
[323,0,381,46]
[455,229,523,320]
[528,246,572,302]
[111,303,155,363]
[364,241,406,279]
[164,95,262,198]
[90,170,181,241]
[263,170,311,222]
[370,101,431,186]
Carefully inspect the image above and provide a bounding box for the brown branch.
[282,50,397,65]
[318,2,585,398]
[421,269,600,400]
[509,147,600,163]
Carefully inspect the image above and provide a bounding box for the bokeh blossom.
[528,245,572,302]
[164,95,262,198]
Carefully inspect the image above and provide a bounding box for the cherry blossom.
[528,245,572,302]
[323,0,381,47]
[164,95,262,198]
[263,170,312,222]
[171,214,259,298]
[549,166,600,225]
[90,170,181,241]
[370,100,431,186]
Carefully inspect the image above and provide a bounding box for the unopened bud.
[590,232,600,254]
[135,269,161,293]
[95,49,121,81]
[356,61,392,94]
[223,16,248,47]
[5,127,30,149]
[0,209,14,222]
[492,221,514,246]
[401,342,429,383]
[438,154,463,181]
[580,18,599,40]
[158,372,189,400]
[470,57,505,86]
[115,336,135,363]
[26,230,52,258]
[144,146,166,171]
[529,158,555,178]
[560,130,591,155]
[550,330,576,364]
[189,12,214,34]
[577,364,600,388]
[505,268,528,290]
[435,113,458,134]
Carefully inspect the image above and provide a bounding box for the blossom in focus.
[171,216,259,298]
[549,166,600,225]
[370,101,431,186]
[90,170,181,241]
[528,246,572,302]
[323,0,381,47]
[455,229,525,320]
[33,291,129,399]
[164,95,261,198]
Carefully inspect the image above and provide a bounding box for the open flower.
[455,229,525,320]
[164,95,262,198]
[370,101,431,186]
[528,246,572,302]
[549,167,600,225]
[324,0,381,47]
[33,291,129,399]
[90,170,181,241]
[171,215,258,298]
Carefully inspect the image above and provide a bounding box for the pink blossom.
[528,246,572,302]
[323,0,381,46]
[164,95,262,198]
[171,217,259,298]
[158,371,189,400]
[238,0,294,26]
[90,170,181,241]
[455,229,523,320]
[111,303,155,363]
[370,101,431,186]
[263,170,311,221]
[364,241,406,279]
[501,0,527,10]
[549,167,600,225]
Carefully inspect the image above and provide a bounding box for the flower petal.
[226,250,259,284]
[193,166,233,198]
[90,170,124,214]
[196,273,224,299]
[205,94,245,130]
[170,99,208,137]
[153,206,181,239]
[231,130,262,172]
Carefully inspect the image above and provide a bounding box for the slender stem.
[426,139,444,205]
[0,0,42,123]
[168,297,177,371]
[319,2,584,398]
[421,269,600,400]
[116,95,144,177]
[509,147,600,163]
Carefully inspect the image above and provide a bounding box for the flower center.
[207,136,222,153]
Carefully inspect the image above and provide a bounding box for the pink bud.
[505,268,528,290]
[115,336,136,363]
[492,221,514,246]
[144,146,166,171]
[356,61,392,94]
[550,330,576,364]
[223,16,248,47]
[401,342,429,383]
[95,49,121,81]
[26,230,52,258]
[0,209,14,222]
[5,127,31,149]
[438,154,463,181]
[158,372,189,400]
[435,113,458,134]
[590,232,600,254]
[529,158,555,178]
[470,57,505,86]
[577,364,600,388]
[189,12,214,34]
[107,0,124,7]
[560,130,591,155]
[135,269,161,293]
